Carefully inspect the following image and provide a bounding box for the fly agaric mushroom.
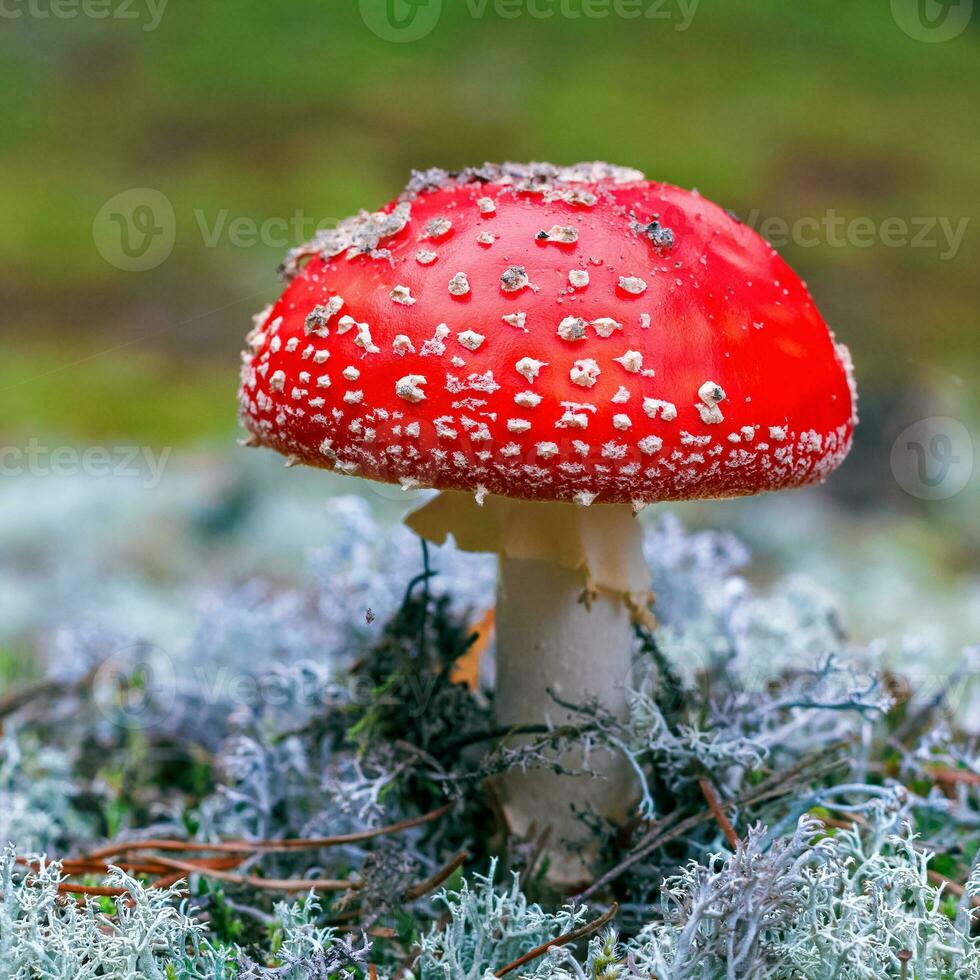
[239,162,857,880]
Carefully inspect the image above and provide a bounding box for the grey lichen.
[2,496,978,977]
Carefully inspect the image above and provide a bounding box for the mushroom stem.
[406,492,651,882]
[494,554,637,882]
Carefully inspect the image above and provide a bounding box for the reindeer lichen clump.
[1,504,978,976]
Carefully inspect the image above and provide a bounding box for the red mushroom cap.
[240,162,857,505]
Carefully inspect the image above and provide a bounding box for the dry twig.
[404,850,468,901]
[494,903,619,977]
[149,855,353,894]
[698,776,740,850]
[83,803,452,861]
[576,750,847,901]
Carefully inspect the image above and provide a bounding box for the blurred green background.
[0,0,977,513]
